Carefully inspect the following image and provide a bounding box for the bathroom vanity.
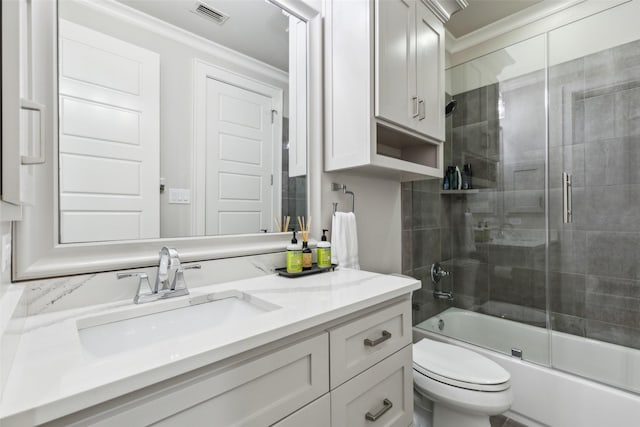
[0,269,419,426]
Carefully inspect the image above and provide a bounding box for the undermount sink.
[77,290,280,357]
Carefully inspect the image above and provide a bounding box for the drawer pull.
[365,398,393,422]
[364,330,391,347]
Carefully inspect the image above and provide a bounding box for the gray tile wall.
[405,38,640,350]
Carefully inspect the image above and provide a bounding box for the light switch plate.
[2,234,11,273]
[168,188,191,204]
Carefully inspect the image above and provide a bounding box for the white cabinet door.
[271,394,330,427]
[1,0,47,217]
[331,345,413,427]
[415,1,445,141]
[375,0,416,130]
[59,334,329,427]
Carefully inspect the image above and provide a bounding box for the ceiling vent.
[191,2,229,25]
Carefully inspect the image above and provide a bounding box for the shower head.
[445,99,457,117]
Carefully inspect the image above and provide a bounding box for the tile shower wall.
[405,38,640,351]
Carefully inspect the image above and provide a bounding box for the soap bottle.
[447,166,456,190]
[316,229,332,268]
[302,240,312,270]
[286,230,302,273]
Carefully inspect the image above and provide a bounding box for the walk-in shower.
[404,0,640,402]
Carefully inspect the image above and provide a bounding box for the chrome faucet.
[117,247,201,304]
[155,247,181,292]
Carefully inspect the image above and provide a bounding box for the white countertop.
[0,269,419,426]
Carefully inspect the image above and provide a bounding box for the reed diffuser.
[274,216,291,232]
[298,216,312,270]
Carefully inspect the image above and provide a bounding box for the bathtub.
[414,308,640,427]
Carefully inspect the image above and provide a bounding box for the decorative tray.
[275,263,337,278]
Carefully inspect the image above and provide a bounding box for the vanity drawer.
[330,344,413,427]
[329,300,411,387]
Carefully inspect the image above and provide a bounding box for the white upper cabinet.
[375,0,416,131]
[415,1,445,140]
[325,0,460,181]
[375,0,444,141]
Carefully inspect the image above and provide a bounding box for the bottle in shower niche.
[462,164,473,189]
[446,166,456,190]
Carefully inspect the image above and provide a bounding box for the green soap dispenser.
[286,230,302,273]
[317,229,332,268]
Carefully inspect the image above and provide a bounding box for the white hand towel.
[331,212,360,269]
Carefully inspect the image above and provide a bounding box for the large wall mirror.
[58,0,307,242]
[12,0,322,280]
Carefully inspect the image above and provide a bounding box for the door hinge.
[271,109,278,124]
[270,174,274,186]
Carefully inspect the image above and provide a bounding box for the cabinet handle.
[364,330,391,347]
[412,97,419,118]
[418,98,426,121]
[563,172,572,223]
[20,98,46,165]
[365,398,393,422]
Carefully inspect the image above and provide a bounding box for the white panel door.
[58,20,160,243]
[375,0,416,129]
[205,78,274,235]
[415,2,445,140]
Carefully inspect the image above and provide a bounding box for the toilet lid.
[413,339,510,391]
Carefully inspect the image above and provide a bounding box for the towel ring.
[331,183,355,214]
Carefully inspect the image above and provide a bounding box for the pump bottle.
[316,229,332,268]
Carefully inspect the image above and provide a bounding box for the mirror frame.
[12,0,323,281]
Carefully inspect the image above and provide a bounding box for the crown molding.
[422,0,469,23]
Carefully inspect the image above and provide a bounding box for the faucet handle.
[170,264,201,292]
[117,272,154,304]
[430,262,450,284]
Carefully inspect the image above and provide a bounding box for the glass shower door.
[411,35,550,366]
[547,2,640,393]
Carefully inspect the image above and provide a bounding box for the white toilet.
[413,338,514,427]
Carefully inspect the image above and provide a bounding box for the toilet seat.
[413,339,510,392]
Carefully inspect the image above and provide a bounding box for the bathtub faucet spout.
[433,290,454,301]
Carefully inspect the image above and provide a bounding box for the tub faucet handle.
[430,262,450,284]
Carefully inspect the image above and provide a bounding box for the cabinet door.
[375,0,416,129]
[414,2,445,141]
[271,394,330,427]
[55,334,329,427]
[331,345,413,427]
[1,0,48,210]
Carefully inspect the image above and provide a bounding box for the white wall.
[321,172,401,274]
[60,0,289,238]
